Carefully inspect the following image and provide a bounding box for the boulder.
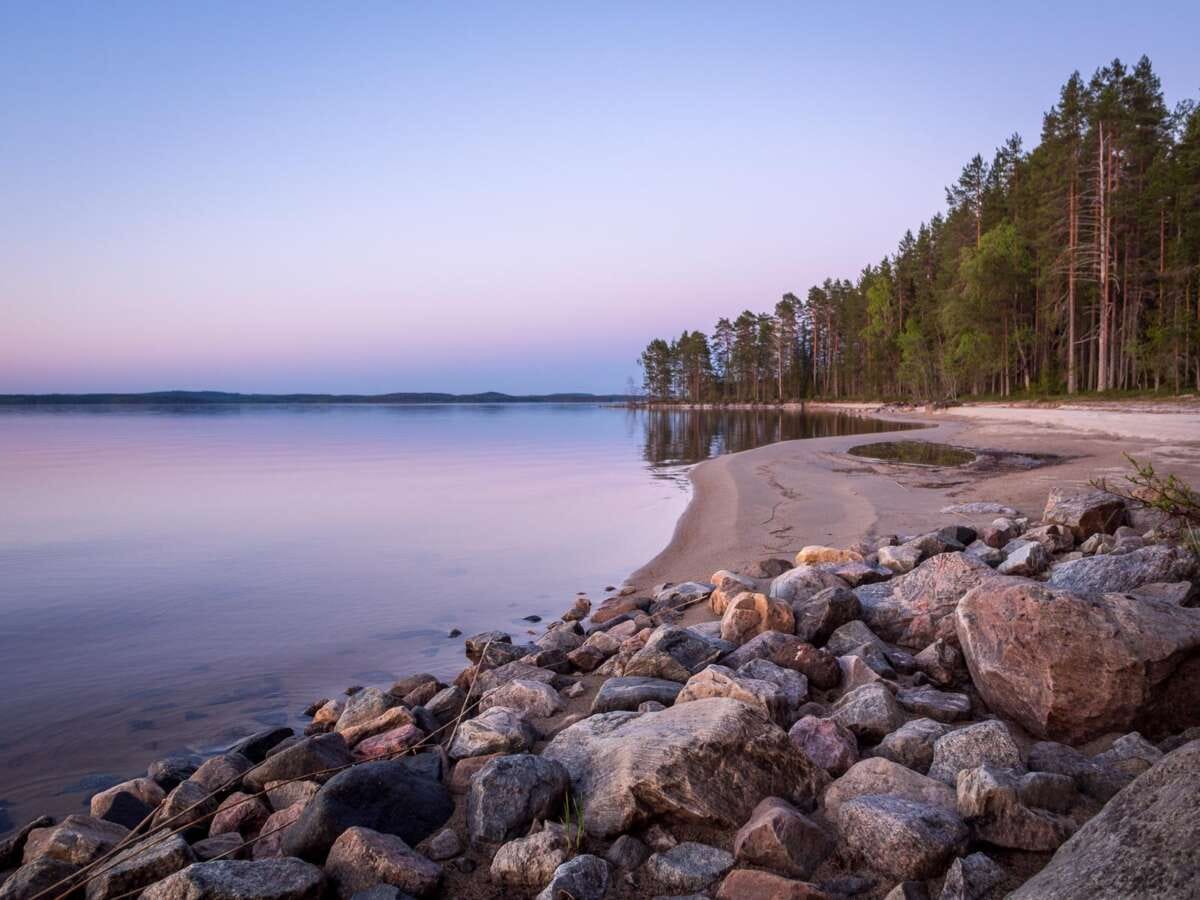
[1026,741,1130,802]
[928,720,1023,785]
[466,753,569,844]
[913,639,961,687]
[896,687,970,723]
[1042,488,1126,541]
[339,708,416,748]
[84,834,194,900]
[189,753,253,794]
[228,727,294,763]
[938,852,1006,900]
[858,552,998,649]
[964,540,1005,567]
[720,631,807,671]
[877,544,922,575]
[251,803,305,860]
[0,858,80,900]
[824,619,889,657]
[997,541,1050,576]
[1011,740,1200,899]
[424,686,465,724]
[210,793,271,836]
[788,716,858,776]
[535,854,610,900]
[829,683,905,742]
[89,777,165,829]
[905,531,967,559]
[489,827,570,888]
[956,765,1074,851]
[335,689,402,734]
[1046,544,1199,595]
[837,655,885,692]
[190,834,245,862]
[590,676,682,712]
[148,756,199,791]
[243,734,353,792]
[874,718,949,774]
[738,659,809,724]
[715,869,830,899]
[479,679,564,718]
[720,592,794,645]
[23,815,128,867]
[471,660,557,696]
[644,842,734,893]
[676,665,795,727]
[151,781,218,835]
[463,630,511,663]
[830,561,893,588]
[956,580,1200,743]
[0,816,53,872]
[140,859,325,900]
[824,757,956,820]
[447,707,536,759]
[353,724,426,761]
[266,780,320,815]
[623,626,723,682]
[711,570,760,614]
[605,834,649,869]
[769,566,848,603]
[1020,523,1075,553]
[281,759,452,862]
[323,826,440,898]
[733,797,832,879]
[541,698,826,838]
[1093,731,1163,777]
[837,796,968,881]
[793,644,842,690]
[793,588,861,645]
[797,546,863,565]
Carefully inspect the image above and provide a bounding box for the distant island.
[0,390,633,405]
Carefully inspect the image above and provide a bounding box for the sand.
[629,401,1200,589]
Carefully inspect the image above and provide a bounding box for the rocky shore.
[2,486,1199,900]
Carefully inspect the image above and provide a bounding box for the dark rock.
[0,816,54,872]
[535,854,610,900]
[1026,741,1130,802]
[896,687,970,723]
[794,587,861,645]
[466,753,569,844]
[189,753,253,794]
[956,765,1075,850]
[623,626,723,682]
[140,858,325,900]
[447,707,536,759]
[605,834,648,869]
[745,558,794,579]
[148,756,199,791]
[938,851,1005,900]
[0,857,80,900]
[463,631,511,663]
[591,676,682,713]
[875,718,949,774]
[788,716,858,776]
[830,683,905,742]
[191,833,245,861]
[228,728,294,763]
[793,644,842,690]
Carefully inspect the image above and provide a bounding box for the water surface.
[0,403,899,830]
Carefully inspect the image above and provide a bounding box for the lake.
[0,402,900,831]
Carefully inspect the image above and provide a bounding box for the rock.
[243,734,353,792]
[746,558,795,579]
[793,588,861,645]
[1026,741,1130,802]
[150,780,218,836]
[710,570,761,614]
[875,718,949,774]
[913,639,961,687]
[140,858,325,900]
[624,626,724,682]
[884,881,931,900]
[824,758,956,820]
[479,678,564,718]
[148,756,199,791]
[928,720,1022,785]
[592,594,651,626]
[720,592,795,645]
[324,826,441,898]
[84,834,194,900]
[796,546,863,565]
[652,582,714,615]
[1129,580,1199,606]
[1017,770,1078,813]
[489,827,570,887]
[738,659,809,723]
[22,816,129,868]
[447,707,536,759]
[309,699,344,733]
[1042,488,1126,541]
[390,672,438,699]
[281,759,452,862]
[956,579,1200,743]
[211,793,271,836]
[424,827,460,861]
[896,687,970,723]
[542,698,825,838]
[829,683,905,742]
[228,727,294,763]
[964,540,1004,567]
[536,626,584,656]
[335,688,403,735]
[793,644,841,690]
[568,631,623,672]
[858,552,998,649]
[956,765,1074,850]
[347,887,411,900]
[535,854,610,900]
[733,797,832,879]
[715,869,830,899]
[606,834,649,869]
[464,631,511,663]
[830,561,893,588]
[470,660,558,696]
[837,655,885,692]
[877,544,922,575]
[1080,532,1117,555]
[788,717,858,776]
[644,842,734,893]
[251,803,305,860]
[466,753,569,844]
[941,502,1017,516]
[340,707,416,748]
[590,676,682,713]
[997,541,1050,576]
[938,852,1005,900]
[563,596,592,621]
[191,833,245,861]
[353,724,426,761]
[720,631,806,671]
[769,566,848,603]
[1046,544,1199,595]
[89,777,165,829]
[1020,523,1075,553]
[264,780,320,812]
[190,753,253,793]
[0,816,54,872]
[1093,731,1163,776]
[824,619,888,657]
[676,665,796,727]
[1011,740,1200,899]
[0,858,81,900]
[836,796,967,881]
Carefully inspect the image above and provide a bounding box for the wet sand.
[630,401,1200,588]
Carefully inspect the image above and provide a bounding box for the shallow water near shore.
[0,402,902,831]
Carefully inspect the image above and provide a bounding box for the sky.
[2,2,1198,395]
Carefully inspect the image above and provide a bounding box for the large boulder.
[1011,740,1200,899]
[89,778,165,830]
[280,759,452,862]
[541,698,825,838]
[1042,488,1126,541]
[956,579,1200,743]
[1046,544,1198,596]
[875,718,949,774]
[719,631,806,671]
[788,716,858,776]
[335,688,402,734]
[140,859,325,900]
[478,679,563,718]
[0,858,80,900]
[836,796,968,881]
[769,565,847,603]
[490,827,570,888]
[720,592,794,645]
[535,854,611,900]
[710,570,760,614]
[466,753,569,844]
[857,552,998,649]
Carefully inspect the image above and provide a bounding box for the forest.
[639,58,1200,402]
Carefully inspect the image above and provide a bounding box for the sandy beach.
[631,401,1200,589]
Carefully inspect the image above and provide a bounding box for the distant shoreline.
[0,390,633,406]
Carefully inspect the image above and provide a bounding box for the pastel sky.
[2,2,1197,394]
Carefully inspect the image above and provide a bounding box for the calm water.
[0,403,899,831]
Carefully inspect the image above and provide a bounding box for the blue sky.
[2,1,1197,393]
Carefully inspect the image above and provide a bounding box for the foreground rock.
[466,753,569,843]
[323,826,441,897]
[837,795,968,880]
[141,859,325,900]
[84,835,195,900]
[542,697,825,837]
[489,827,570,888]
[1011,740,1200,899]
[957,579,1200,742]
